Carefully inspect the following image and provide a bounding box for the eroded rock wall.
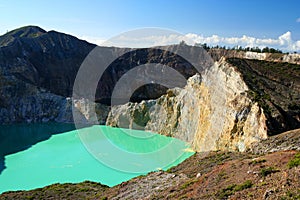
[106,58,268,152]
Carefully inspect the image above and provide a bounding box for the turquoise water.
[0,124,193,193]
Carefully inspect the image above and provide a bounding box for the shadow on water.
[0,123,77,175]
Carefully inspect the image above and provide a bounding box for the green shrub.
[249,159,266,165]
[280,189,300,200]
[180,179,197,189]
[260,167,279,177]
[234,180,253,191]
[216,170,228,181]
[287,152,300,169]
[217,184,236,199]
[216,180,253,199]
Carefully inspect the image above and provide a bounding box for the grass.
[216,170,228,181]
[234,180,253,191]
[287,152,300,169]
[249,158,266,165]
[212,152,231,165]
[260,167,279,177]
[280,189,300,200]
[216,180,253,199]
[180,179,198,189]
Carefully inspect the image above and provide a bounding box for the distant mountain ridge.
[0,26,95,97]
[0,26,202,124]
[0,26,200,101]
[0,26,46,46]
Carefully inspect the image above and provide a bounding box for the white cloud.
[79,32,300,52]
[296,18,300,23]
[78,35,107,46]
[183,31,300,52]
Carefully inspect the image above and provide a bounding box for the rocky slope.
[248,128,300,154]
[227,58,300,135]
[0,26,95,97]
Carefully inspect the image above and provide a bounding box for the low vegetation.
[216,180,253,199]
[287,152,300,169]
[260,166,280,177]
[249,158,267,165]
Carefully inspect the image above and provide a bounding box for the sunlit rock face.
[106,58,268,152]
[209,49,300,64]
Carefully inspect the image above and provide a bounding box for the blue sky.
[1,0,300,51]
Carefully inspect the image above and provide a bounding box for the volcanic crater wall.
[106,58,268,152]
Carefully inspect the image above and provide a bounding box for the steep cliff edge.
[107,58,268,152]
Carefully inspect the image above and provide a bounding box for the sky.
[0,0,300,51]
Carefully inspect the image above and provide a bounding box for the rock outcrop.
[209,49,300,64]
[248,128,300,154]
[107,58,268,152]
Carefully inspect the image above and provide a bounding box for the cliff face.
[106,58,268,152]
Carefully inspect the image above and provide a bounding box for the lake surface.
[0,123,193,193]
